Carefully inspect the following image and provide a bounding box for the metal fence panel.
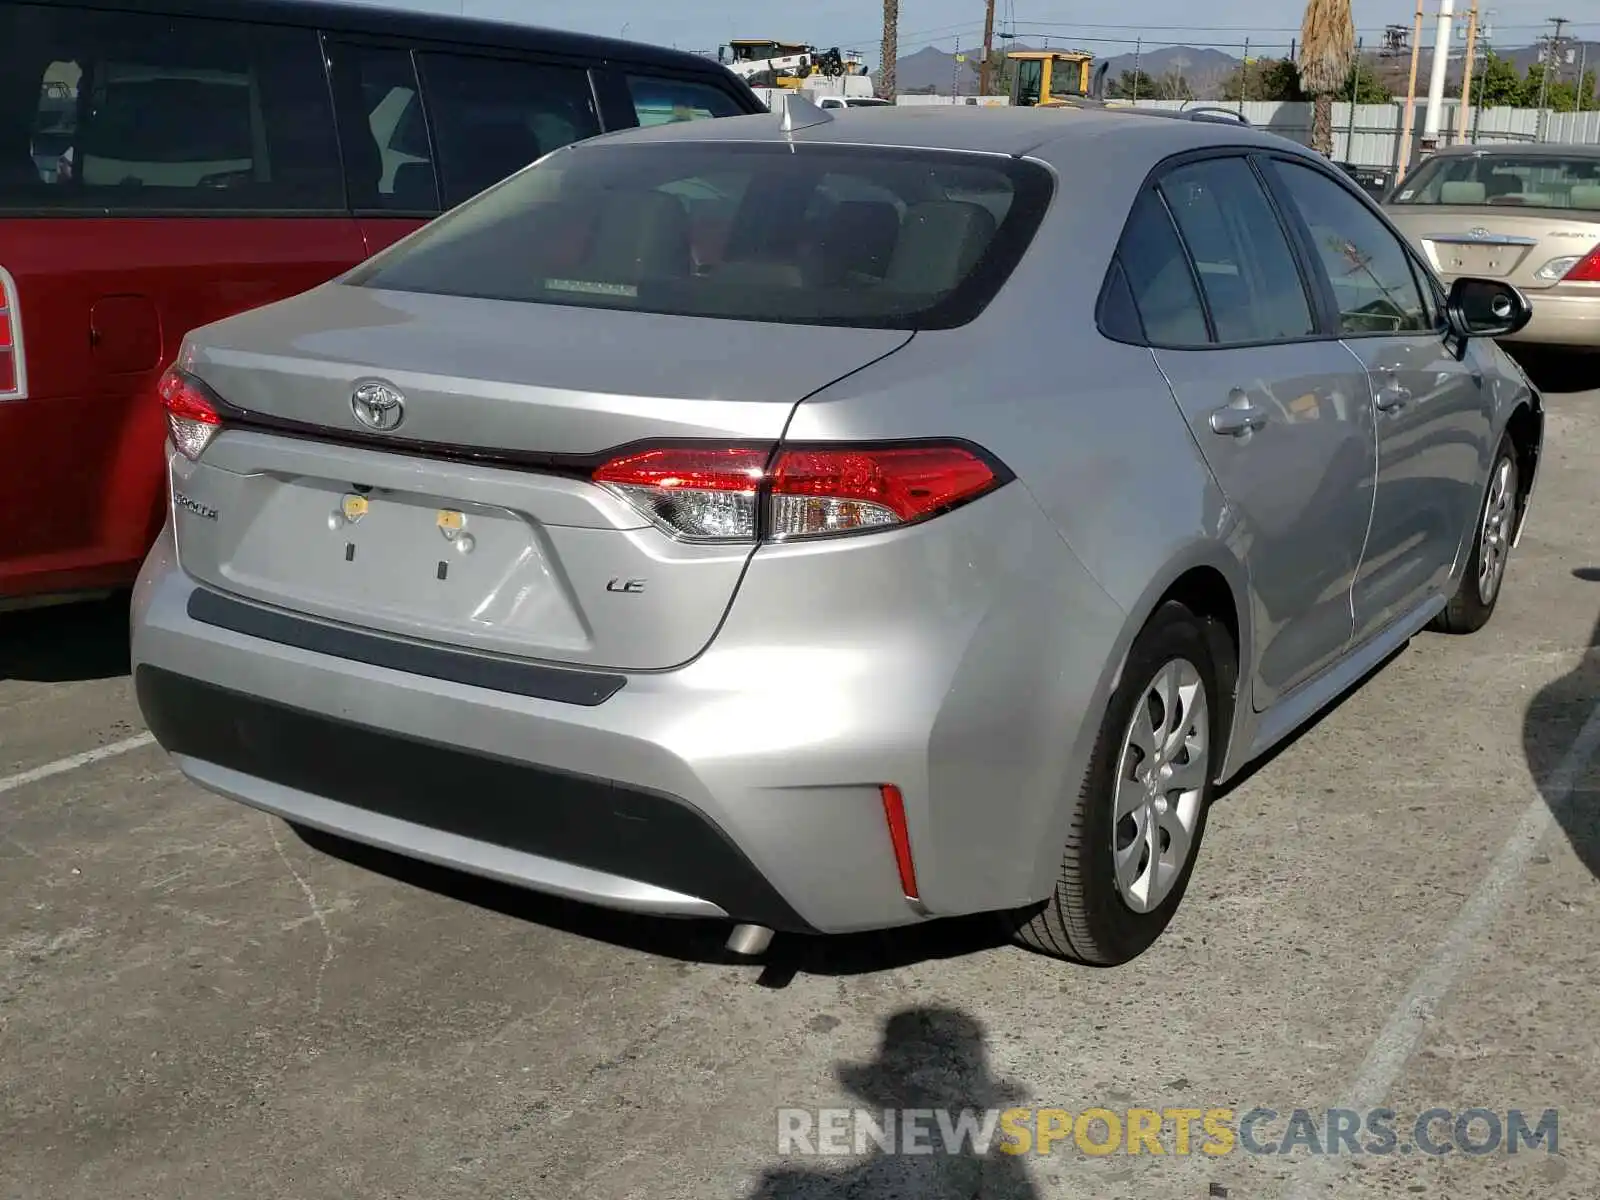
[1125,99,1600,169]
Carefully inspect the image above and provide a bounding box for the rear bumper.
[131,482,1127,936]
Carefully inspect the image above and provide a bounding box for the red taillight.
[0,265,24,399]
[158,366,224,461]
[593,446,768,541]
[592,441,1006,543]
[769,445,1002,539]
[1563,245,1600,282]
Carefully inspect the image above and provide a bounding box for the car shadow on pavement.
[0,593,131,683]
[1523,568,1600,879]
[743,1005,1040,1200]
[292,824,1014,982]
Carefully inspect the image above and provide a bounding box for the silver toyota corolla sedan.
[131,99,1545,966]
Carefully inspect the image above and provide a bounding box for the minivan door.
[0,4,366,600]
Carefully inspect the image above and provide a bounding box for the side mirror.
[1446,276,1533,340]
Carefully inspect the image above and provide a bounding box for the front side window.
[418,53,599,209]
[1,3,341,212]
[1271,159,1431,336]
[1014,59,1042,106]
[626,76,744,127]
[1158,157,1316,345]
[347,141,1053,330]
[1390,152,1600,212]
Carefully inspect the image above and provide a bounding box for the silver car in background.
[132,102,1544,966]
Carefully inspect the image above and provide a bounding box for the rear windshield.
[1391,153,1600,212]
[347,141,1054,329]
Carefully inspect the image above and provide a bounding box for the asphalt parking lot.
[4,362,1599,1200]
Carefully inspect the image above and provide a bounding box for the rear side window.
[626,76,745,127]
[0,3,342,212]
[417,53,599,209]
[347,141,1054,330]
[327,43,440,213]
[1116,188,1210,346]
[1157,157,1315,344]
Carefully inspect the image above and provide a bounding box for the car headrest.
[586,190,692,280]
[390,160,436,209]
[884,200,998,293]
[804,199,903,284]
[1569,184,1600,210]
[1439,181,1487,204]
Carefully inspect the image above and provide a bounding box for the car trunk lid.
[172,285,912,672]
[1387,205,1600,288]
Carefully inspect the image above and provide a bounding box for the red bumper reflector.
[880,784,919,901]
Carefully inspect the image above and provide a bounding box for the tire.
[1014,600,1231,966]
[1429,432,1520,636]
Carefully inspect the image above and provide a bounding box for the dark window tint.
[1270,160,1431,336]
[1159,157,1315,344]
[328,43,438,213]
[348,142,1053,330]
[1117,188,1210,346]
[1,3,341,212]
[418,53,598,209]
[627,76,744,127]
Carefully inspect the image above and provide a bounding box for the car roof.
[1421,141,1600,160]
[59,0,729,72]
[588,103,1317,162]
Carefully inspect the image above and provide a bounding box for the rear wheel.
[1429,432,1519,635]
[1014,601,1228,966]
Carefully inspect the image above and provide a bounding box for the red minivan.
[0,0,762,607]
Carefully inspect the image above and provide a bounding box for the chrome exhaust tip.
[725,923,775,955]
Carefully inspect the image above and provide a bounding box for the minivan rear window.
[1,3,342,212]
[346,141,1054,329]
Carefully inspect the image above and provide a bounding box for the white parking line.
[0,733,156,797]
[1285,696,1600,1199]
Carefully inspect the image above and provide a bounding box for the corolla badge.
[351,381,405,431]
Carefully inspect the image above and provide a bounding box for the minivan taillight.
[0,266,26,400]
[158,366,224,460]
[593,442,1009,542]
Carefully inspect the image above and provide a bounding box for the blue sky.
[364,0,1599,61]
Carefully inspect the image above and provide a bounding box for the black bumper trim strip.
[186,587,626,707]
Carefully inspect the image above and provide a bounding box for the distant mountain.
[894,41,1240,96]
[889,37,1582,100]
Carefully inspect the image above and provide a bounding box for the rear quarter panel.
[781,123,1251,899]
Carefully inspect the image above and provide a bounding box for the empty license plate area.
[218,476,590,654]
[1430,241,1525,277]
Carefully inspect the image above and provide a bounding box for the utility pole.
[1421,0,1458,151]
[1239,37,1250,117]
[1397,0,1427,179]
[1457,1,1481,143]
[1536,17,1567,140]
[980,0,996,96]
[1133,37,1142,101]
[1347,36,1363,156]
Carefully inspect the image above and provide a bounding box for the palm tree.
[879,0,898,100]
[1297,0,1356,156]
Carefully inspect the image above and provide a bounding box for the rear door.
[0,2,364,598]
[1266,156,1491,641]
[1126,154,1377,709]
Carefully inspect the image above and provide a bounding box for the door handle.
[1375,379,1412,411]
[1209,396,1268,437]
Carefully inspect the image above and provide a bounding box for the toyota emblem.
[351,381,405,431]
[1468,227,1491,239]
